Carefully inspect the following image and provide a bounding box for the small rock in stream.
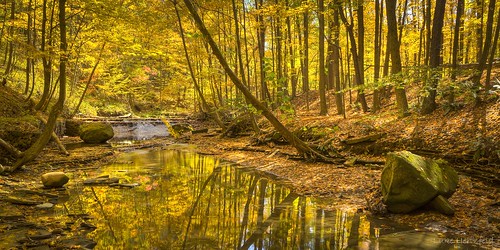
[35,203,54,209]
[41,172,69,188]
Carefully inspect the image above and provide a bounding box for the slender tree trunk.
[424,0,431,66]
[357,0,368,112]
[386,0,409,116]
[24,0,33,94]
[35,0,51,110]
[338,4,368,112]
[485,8,500,88]
[71,43,106,118]
[318,0,327,115]
[476,0,484,62]
[332,8,343,115]
[11,0,67,171]
[173,3,225,130]
[421,0,447,114]
[449,0,464,103]
[303,0,309,94]
[472,0,496,87]
[181,0,328,160]
[256,0,271,103]
[275,0,284,105]
[302,4,310,110]
[232,0,259,133]
[2,0,15,86]
[372,0,382,112]
[287,0,297,99]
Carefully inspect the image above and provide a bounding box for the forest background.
[0,0,499,165]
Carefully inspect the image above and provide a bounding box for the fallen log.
[342,133,385,145]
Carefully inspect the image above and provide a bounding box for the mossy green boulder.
[79,122,114,144]
[381,151,458,214]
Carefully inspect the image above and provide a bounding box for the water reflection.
[62,148,478,249]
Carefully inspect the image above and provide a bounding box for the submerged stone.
[79,122,114,144]
[41,172,69,188]
[381,151,458,214]
[35,203,55,209]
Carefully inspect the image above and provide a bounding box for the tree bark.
[2,0,15,86]
[35,0,52,111]
[255,0,271,103]
[472,0,496,87]
[372,0,382,112]
[302,3,310,110]
[421,0,446,114]
[318,0,328,115]
[485,7,500,88]
[449,0,464,103]
[386,0,409,116]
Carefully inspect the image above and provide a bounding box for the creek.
[58,145,481,249]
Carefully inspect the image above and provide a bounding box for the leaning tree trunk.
[71,42,105,118]
[180,0,326,160]
[10,0,67,172]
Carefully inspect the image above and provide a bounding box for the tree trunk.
[255,0,271,103]
[485,7,500,88]
[24,0,33,95]
[11,0,67,171]
[386,0,409,116]
[472,0,496,87]
[332,8,343,116]
[287,1,297,99]
[2,0,15,86]
[449,0,464,103]
[421,0,447,114]
[372,0,382,112]
[71,42,106,118]
[357,0,368,112]
[318,0,328,115]
[180,0,327,160]
[35,0,52,111]
[338,4,368,112]
[302,4,310,110]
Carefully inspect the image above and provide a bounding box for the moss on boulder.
[381,151,458,214]
[79,122,114,144]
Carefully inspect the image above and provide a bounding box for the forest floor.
[0,84,499,248]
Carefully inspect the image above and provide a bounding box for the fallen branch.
[35,113,69,156]
[0,138,23,158]
[342,133,385,145]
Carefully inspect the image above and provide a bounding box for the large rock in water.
[381,151,458,215]
[41,172,69,188]
[80,122,114,143]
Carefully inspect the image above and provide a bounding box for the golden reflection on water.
[60,148,467,250]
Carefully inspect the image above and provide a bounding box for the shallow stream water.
[60,145,481,249]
